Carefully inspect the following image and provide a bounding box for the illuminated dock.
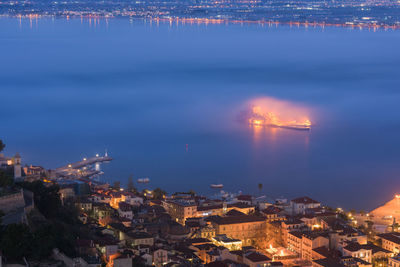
[54,153,112,179]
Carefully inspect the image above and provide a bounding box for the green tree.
[17,181,62,218]
[0,168,13,187]
[0,139,5,152]
[0,209,4,225]
[127,175,137,193]
[113,181,121,191]
[0,181,80,261]
[132,256,147,267]
[0,223,33,260]
[366,220,374,229]
[31,225,57,260]
[188,190,196,197]
[258,183,263,194]
[153,188,166,200]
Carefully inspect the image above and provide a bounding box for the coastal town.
[1,0,400,29]
[1,140,400,267]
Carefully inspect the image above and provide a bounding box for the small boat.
[137,177,150,183]
[210,184,223,189]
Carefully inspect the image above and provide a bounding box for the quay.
[54,153,112,179]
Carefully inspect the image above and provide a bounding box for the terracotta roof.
[186,221,201,228]
[237,195,253,201]
[197,202,254,212]
[205,261,228,267]
[291,196,320,204]
[229,203,254,209]
[213,234,241,243]
[378,233,400,245]
[343,242,371,252]
[226,209,246,216]
[313,246,331,258]
[197,204,223,211]
[366,243,392,254]
[290,231,329,240]
[289,231,303,239]
[230,250,244,256]
[270,262,283,266]
[118,202,132,212]
[222,259,249,267]
[262,206,283,214]
[209,215,265,225]
[170,200,196,207]
[194,243,218,251]
[242,246,256,252]
[313,258,345,267]
[186,238,212,245]
[283,218,304,225]
[95,237,119,246]
[245,252,271,262]
[127,231,153,239]
[303,231,330,240]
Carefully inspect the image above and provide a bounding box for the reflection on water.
[1,18,400,210]
[249,122,310,152]
[250,124,281,144]
[252,124,263,143]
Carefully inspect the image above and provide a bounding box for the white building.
[153,249,168,267]
[13,152,22,180]
[118,202,133,220]
[341,242,372,263]
[389,255,400,267]
[290,197,320,215]
[125,195,143,206]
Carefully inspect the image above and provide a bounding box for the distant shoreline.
[1,15,399,31]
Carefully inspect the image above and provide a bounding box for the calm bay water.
[1,18,400,210]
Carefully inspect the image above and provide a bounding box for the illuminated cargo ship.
[247,106,312,130]
[249,118,311,130]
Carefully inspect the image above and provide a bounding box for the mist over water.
[1,18,400,210]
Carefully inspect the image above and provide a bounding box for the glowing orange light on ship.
[245,97,312,130]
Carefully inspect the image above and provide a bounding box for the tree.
[0,223,33,260]
[153,188,166,200]
[127,175,137,193]
[113,181,121,191]
[0,139,5,152]
[258,183,263,194]
[0,168,14,187]
[0,181,80,261]
[132,256,147,267]
[366,220,374,229]
[31,225,57,260]
[188,190,196,197]
[17,181,62,218]
[0,210,4,225]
